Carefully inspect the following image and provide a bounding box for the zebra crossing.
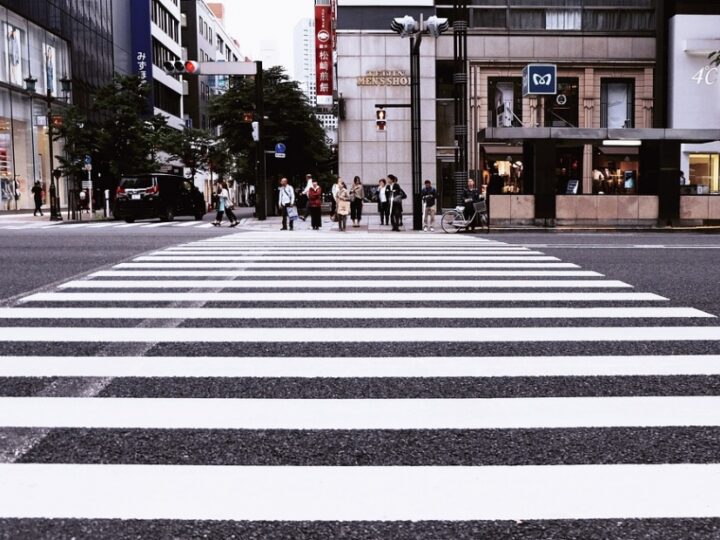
[0,218,247,231]
[0,232,719,537]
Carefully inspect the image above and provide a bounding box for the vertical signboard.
[130,0,154,111]
[315,0,334,107]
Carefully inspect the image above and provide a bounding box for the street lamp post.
[24,75,71,221]
[391,15,449,230]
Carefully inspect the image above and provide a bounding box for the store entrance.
[437,159,455,209]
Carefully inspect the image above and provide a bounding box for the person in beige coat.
[336,180,351,231]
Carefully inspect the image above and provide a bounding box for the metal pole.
[47,90,61,221]
[410,34,423,231]
[453,0,469,205]
[254,60,267,220]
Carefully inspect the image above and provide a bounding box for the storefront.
[669,14,720,220]
[0,7,70,212]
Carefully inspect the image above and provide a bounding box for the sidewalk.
[238,214,720,234]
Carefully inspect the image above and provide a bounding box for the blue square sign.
[522,64,557,96]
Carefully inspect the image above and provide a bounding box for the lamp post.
[24,75,71,221]
[391,15,449,230]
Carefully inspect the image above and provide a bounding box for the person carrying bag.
[277,177,296,231]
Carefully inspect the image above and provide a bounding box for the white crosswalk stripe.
[0,231,718,535]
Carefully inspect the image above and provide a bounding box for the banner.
[130,0,155,111]
[314,1,334,107]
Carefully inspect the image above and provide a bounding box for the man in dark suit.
[386,174,405,232]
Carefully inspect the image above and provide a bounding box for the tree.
[210,66,331,186]
[166,127,217,182]
[57,74,177,189]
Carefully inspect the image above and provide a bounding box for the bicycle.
[440,198,489,234]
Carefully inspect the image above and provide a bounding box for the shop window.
[488,78,522,128]
[546,10,581,30]
[601,79,634,128]
[592,149,639,195]
[688,154,720,194]
[545,78,579,127]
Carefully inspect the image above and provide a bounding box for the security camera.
[390,15,418,38]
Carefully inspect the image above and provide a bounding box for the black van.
[113,174,206,222]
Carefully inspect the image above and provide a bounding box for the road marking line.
[1,355,719,378]
[91,270,605,277]
[174,221,205,227]
[141,222,175,228]
[114,223,143,228]
[119,262,580,269]
[0,307,703,320]
[1,463,718,520]
[59,279,633,289]
[1,396,719,429]
[7,325,720,343]
[147,253,550,259]
[18,292,666,303]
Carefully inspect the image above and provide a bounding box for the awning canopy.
[478,128,720,144]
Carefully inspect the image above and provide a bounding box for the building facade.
[336,0,720,225]
[0,1,94,211]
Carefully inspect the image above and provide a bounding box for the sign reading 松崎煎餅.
[357,70,410,87]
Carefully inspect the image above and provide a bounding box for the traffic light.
[426,16,450,38]
[162,60,201,75]
[376,108,387,132]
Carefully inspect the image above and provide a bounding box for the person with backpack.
[386,174,406,232]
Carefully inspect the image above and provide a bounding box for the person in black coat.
[462,179,480,231]
[31,181,43,216]
[386,174,406,231]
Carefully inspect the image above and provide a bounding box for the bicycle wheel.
[479,211,490,233]
[441,210,464,234]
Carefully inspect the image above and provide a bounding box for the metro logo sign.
[522,64,557,96]
[315,0,335,107]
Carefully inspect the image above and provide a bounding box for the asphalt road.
[0,227,718,538]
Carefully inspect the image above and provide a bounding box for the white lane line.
[1,396,719,429]
[18,292,666,303]
[135,256,561,263]
[92,270,605,278]
[118,262,580,269]
[7,325,720,343]
[1,463,718,521]
[195,223,215,228]
[147,253,550,259]
[85,223,115,228]
[54,223,87,229]
[141,222,175,228]
[174,221,205,227]
[1,307,704,320]
[165,247,533,252]
[2,355,719,378]
[59,279,633,289]
[114,223,143,228]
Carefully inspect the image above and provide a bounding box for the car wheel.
[161,208,175,222]
[124,218,135,223]
[194,212,205,221]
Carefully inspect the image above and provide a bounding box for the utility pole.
[453,0,469,205]
[254,60,267,220]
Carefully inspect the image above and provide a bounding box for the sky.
[220,0,315,79]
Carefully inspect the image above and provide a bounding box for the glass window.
[546,9,581,30]
[489,78,523,127]
[601,79,634,128]
[689,154,720,194]
[545,78,579,127]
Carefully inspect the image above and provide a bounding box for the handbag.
[337,200,350,215]
[286,206,299,221]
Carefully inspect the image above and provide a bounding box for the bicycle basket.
[473,200,487,213]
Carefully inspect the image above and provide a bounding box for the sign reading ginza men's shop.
[522,64,557,96]
[357,70,410,86]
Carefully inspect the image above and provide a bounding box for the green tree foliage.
[165,127,217,182]
[56,74,177,186]
[210,66,331,186]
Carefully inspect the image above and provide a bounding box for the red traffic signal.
[184,61,200,74]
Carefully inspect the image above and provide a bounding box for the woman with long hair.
[336,180,351,231]
[350,176,365,227]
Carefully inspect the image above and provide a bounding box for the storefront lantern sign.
[522,64,557,96]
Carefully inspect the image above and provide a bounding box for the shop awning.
[478,128,720,144]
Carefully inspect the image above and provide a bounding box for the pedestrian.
[377,178,389,225]
[278,177,296,231]
[350,175,364,227]
[330,177,342,221]
[387,174,406,232]
[462,179,481,231]
[308,177,323,230]
[421,179,438,232]
[299,173,313,221]
[31,181,43,216]
[336,179,351,231]
[222,181,239,227]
